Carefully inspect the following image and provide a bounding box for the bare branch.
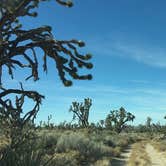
[0,86,44,127]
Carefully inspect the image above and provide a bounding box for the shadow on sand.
[110,146,132,166]
[110,158,126,166]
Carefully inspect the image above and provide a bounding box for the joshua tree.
[47,114,52,127]
[146,117,152,128]
[105,107,135,133]
[69,98,92,128]
[0,0,93,164]
[0,0,92,134]
[99,119,104,128]
[164,115,166,120]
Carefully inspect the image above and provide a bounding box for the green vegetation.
[69,98,92,128]
[1,0,166,166]
[0,0,93,165]
[105,107,135,133]
[0,105,166,165]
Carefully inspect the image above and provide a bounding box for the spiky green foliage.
[105,107,135,133]
[69,98,92,128]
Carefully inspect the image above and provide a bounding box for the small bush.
[46,151,79,166]
[0,145,48,166]
[94,159,110,166]
[103,136,116,147]
[152,140,166,152]
[39,134,59,155]
[56,132,112,163]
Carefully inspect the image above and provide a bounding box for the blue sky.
[4,0,166,125]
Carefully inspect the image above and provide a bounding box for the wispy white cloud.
[45,84,166,109]
[129,80,150,84]
[113,41,166,68]
[57,84,166,97]
[88,36,166,68]
[46,84,166,124]
[58,85,129,94]
[4,76,166,124]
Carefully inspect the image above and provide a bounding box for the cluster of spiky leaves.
[0,0,92,86]
[0,83,44,127]
[0,0,93,163]
[0,0,92,128]
[69,98,92,127]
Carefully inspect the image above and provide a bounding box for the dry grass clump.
[38,134,60,155]
[151,140,166,158]
[45,150,80,166]
[0,128,146,166]
[151,140,166,152]
[128,142,151,166]
[0,135,10,150]
[38,129,141,165]
[102,133,136,157]
[55,132,113,163]
[93,158,110,166]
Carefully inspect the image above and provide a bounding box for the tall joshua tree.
[69,98,92,128]
[0,0,93,161]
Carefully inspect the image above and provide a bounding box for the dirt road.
[110,142,166,166]
[146,143,166,166]
[110,145,132,166]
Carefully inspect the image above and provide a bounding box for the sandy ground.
[110,145,132,166]
[110,143,166,166]
[146,143,166,166]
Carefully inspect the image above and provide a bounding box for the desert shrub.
[39,134,60,155]
[0,136,10,151]
[94,159,110,166]
[115,134,137,147]
[89,132,105,143]
[0,142,49,166]
[152,140,166,152]
[46,151,79,166]
[113,146,121,156]
[103,136,116,147]
[116,138,129,148]
[56,132,112,163]
[102,134,130,148]
[0,126,54,166]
